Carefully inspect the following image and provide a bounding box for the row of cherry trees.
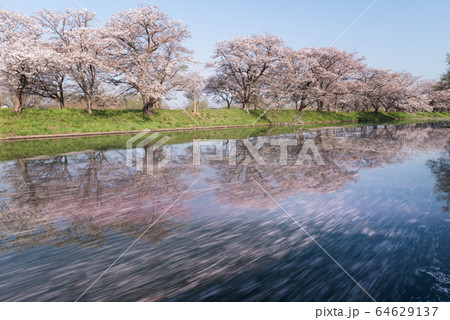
[0,6,192,115]
[0,5,448,115]
[206,34,449,113]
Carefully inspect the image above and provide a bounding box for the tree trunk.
[86,96,93,115]
[155,97,162,109]
[193,96,198,113]
[14,89,24,115]
[143,97,155,116]
[317,100,324,112]
[227,101,231,109]
[59,83,65,109]
[298,99,306,112]
[14,77,27,115]
[243,102,250,113]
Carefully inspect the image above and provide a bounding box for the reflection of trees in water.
[209,123,449,210]
[427,142,450,212]
[0,122,448,252]
[0,149,197,252]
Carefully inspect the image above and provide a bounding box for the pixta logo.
[193,138,325,166]
[126,129,171,175]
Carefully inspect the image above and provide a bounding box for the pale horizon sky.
[1,0,449,80]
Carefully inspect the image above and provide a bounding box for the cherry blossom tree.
[401,77,433,112]
[103,5,193,116]
[0,10,54,114]
[302,47,366,112]
[431,89,450,112]
[281,49,315,111]
[429,82,450,112]
[182,71,205,112]
[356,68,392,112]
[258,47,317,112]
[28,58,69,109]
[34,9,74,109]
[210,34,285,112]
[35,9,107,114]
[250,47,367,113]
[204,74,235,109]
[356,68,432,112]
[377,72,419,112]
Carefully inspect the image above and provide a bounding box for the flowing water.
[0,122,448,301]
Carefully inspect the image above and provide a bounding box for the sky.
[1,0,449,80]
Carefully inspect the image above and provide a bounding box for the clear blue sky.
[1,0,449,80]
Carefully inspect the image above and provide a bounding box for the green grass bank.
[1,108,449,138]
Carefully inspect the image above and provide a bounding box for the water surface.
[0,122,449,301]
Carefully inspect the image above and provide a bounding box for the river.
[0,122,448,301]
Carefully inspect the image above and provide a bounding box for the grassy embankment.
[1,108,449,137]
